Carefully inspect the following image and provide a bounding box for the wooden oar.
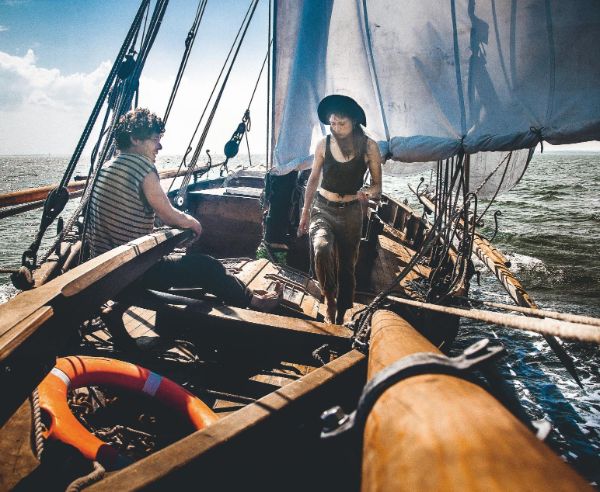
[472,231,584,387]
[415,192,584,386]
[362,310,591,491]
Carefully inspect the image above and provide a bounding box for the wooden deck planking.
[124,307,157,338]
[119,305,320,417]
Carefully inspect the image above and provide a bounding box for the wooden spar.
[88,350,367,491]
[362,310,591,491]
[0,182,85,208]
[0,166,189,210]
[385,295,600,343]
[0,229,190,425]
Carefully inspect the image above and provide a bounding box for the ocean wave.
[0,283,18,304]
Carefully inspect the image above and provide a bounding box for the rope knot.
[530,126,545,153]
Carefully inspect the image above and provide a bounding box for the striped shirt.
[87,152,158,257]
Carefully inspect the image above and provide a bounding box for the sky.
[0,0,272,156]
[0,0,598,156]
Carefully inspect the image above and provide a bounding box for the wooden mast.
[362,310,591,491]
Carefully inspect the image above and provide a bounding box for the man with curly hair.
[88,108,279,348]
[88,108,202,255]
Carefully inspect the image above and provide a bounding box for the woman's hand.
[357,189,370,204]
[297,209,310,236]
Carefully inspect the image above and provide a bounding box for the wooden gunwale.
[0,229,190,425]
[88,350,366,491]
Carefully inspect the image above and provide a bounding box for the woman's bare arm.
[364,138,383,200]
[297,139,325,236]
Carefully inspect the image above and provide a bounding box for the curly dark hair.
[114,108,165,150]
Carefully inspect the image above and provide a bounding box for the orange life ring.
[37,355,217,469]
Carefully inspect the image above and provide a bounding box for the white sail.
[272,0,600,177]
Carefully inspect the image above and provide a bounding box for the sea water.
[0,152,599,483]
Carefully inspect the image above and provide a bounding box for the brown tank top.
[321,135,367,196]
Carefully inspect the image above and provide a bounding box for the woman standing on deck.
[298,95,382,324]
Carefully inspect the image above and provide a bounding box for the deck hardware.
[321,338,505,439]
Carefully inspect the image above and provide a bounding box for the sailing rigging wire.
[235,41,273,169]
[352,204,452,351]
[9,1,152,283]
[59,0,151,192]
[173,0,261,203]
[413,161,584,385]
[41,0,170,266]
[266,0,272,170]
[163,0,209,125]
[473,151,512,224]
[167,0,259,195]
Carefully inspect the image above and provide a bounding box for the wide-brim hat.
[317,94,367,127]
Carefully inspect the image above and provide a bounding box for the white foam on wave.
[0,283,18,304]
[505,252,548,273]
[504,252,567,285]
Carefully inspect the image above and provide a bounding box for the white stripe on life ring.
[142,372,162,396]
[51,367,71,388]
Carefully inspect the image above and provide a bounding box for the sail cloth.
[272,0,600,175]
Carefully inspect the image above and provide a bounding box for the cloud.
[0,49,110,112]
[0,25,9,32]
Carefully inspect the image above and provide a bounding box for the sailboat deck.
[80,257,365,418]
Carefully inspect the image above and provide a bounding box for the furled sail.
[272,0,600,182]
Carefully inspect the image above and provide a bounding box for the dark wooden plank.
[235,259,270,286]
[0,307,53,361]
[155,301,353,364]
[88,350,366,491]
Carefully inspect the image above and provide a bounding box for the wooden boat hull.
[3,170,576,490]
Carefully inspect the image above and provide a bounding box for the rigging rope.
[474,151,512,224]
[456,296,600,327]
[219,43,273,170]
[10,1,152,290]
[30,388,45,460]
[353,154,481,351]
[173,0,261,204]
[168,0,259,194]
[71,0,169,264]
[266,0,272,170]
[163,0,208,124]
[386,294,600,344]
[65,461,106,492]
